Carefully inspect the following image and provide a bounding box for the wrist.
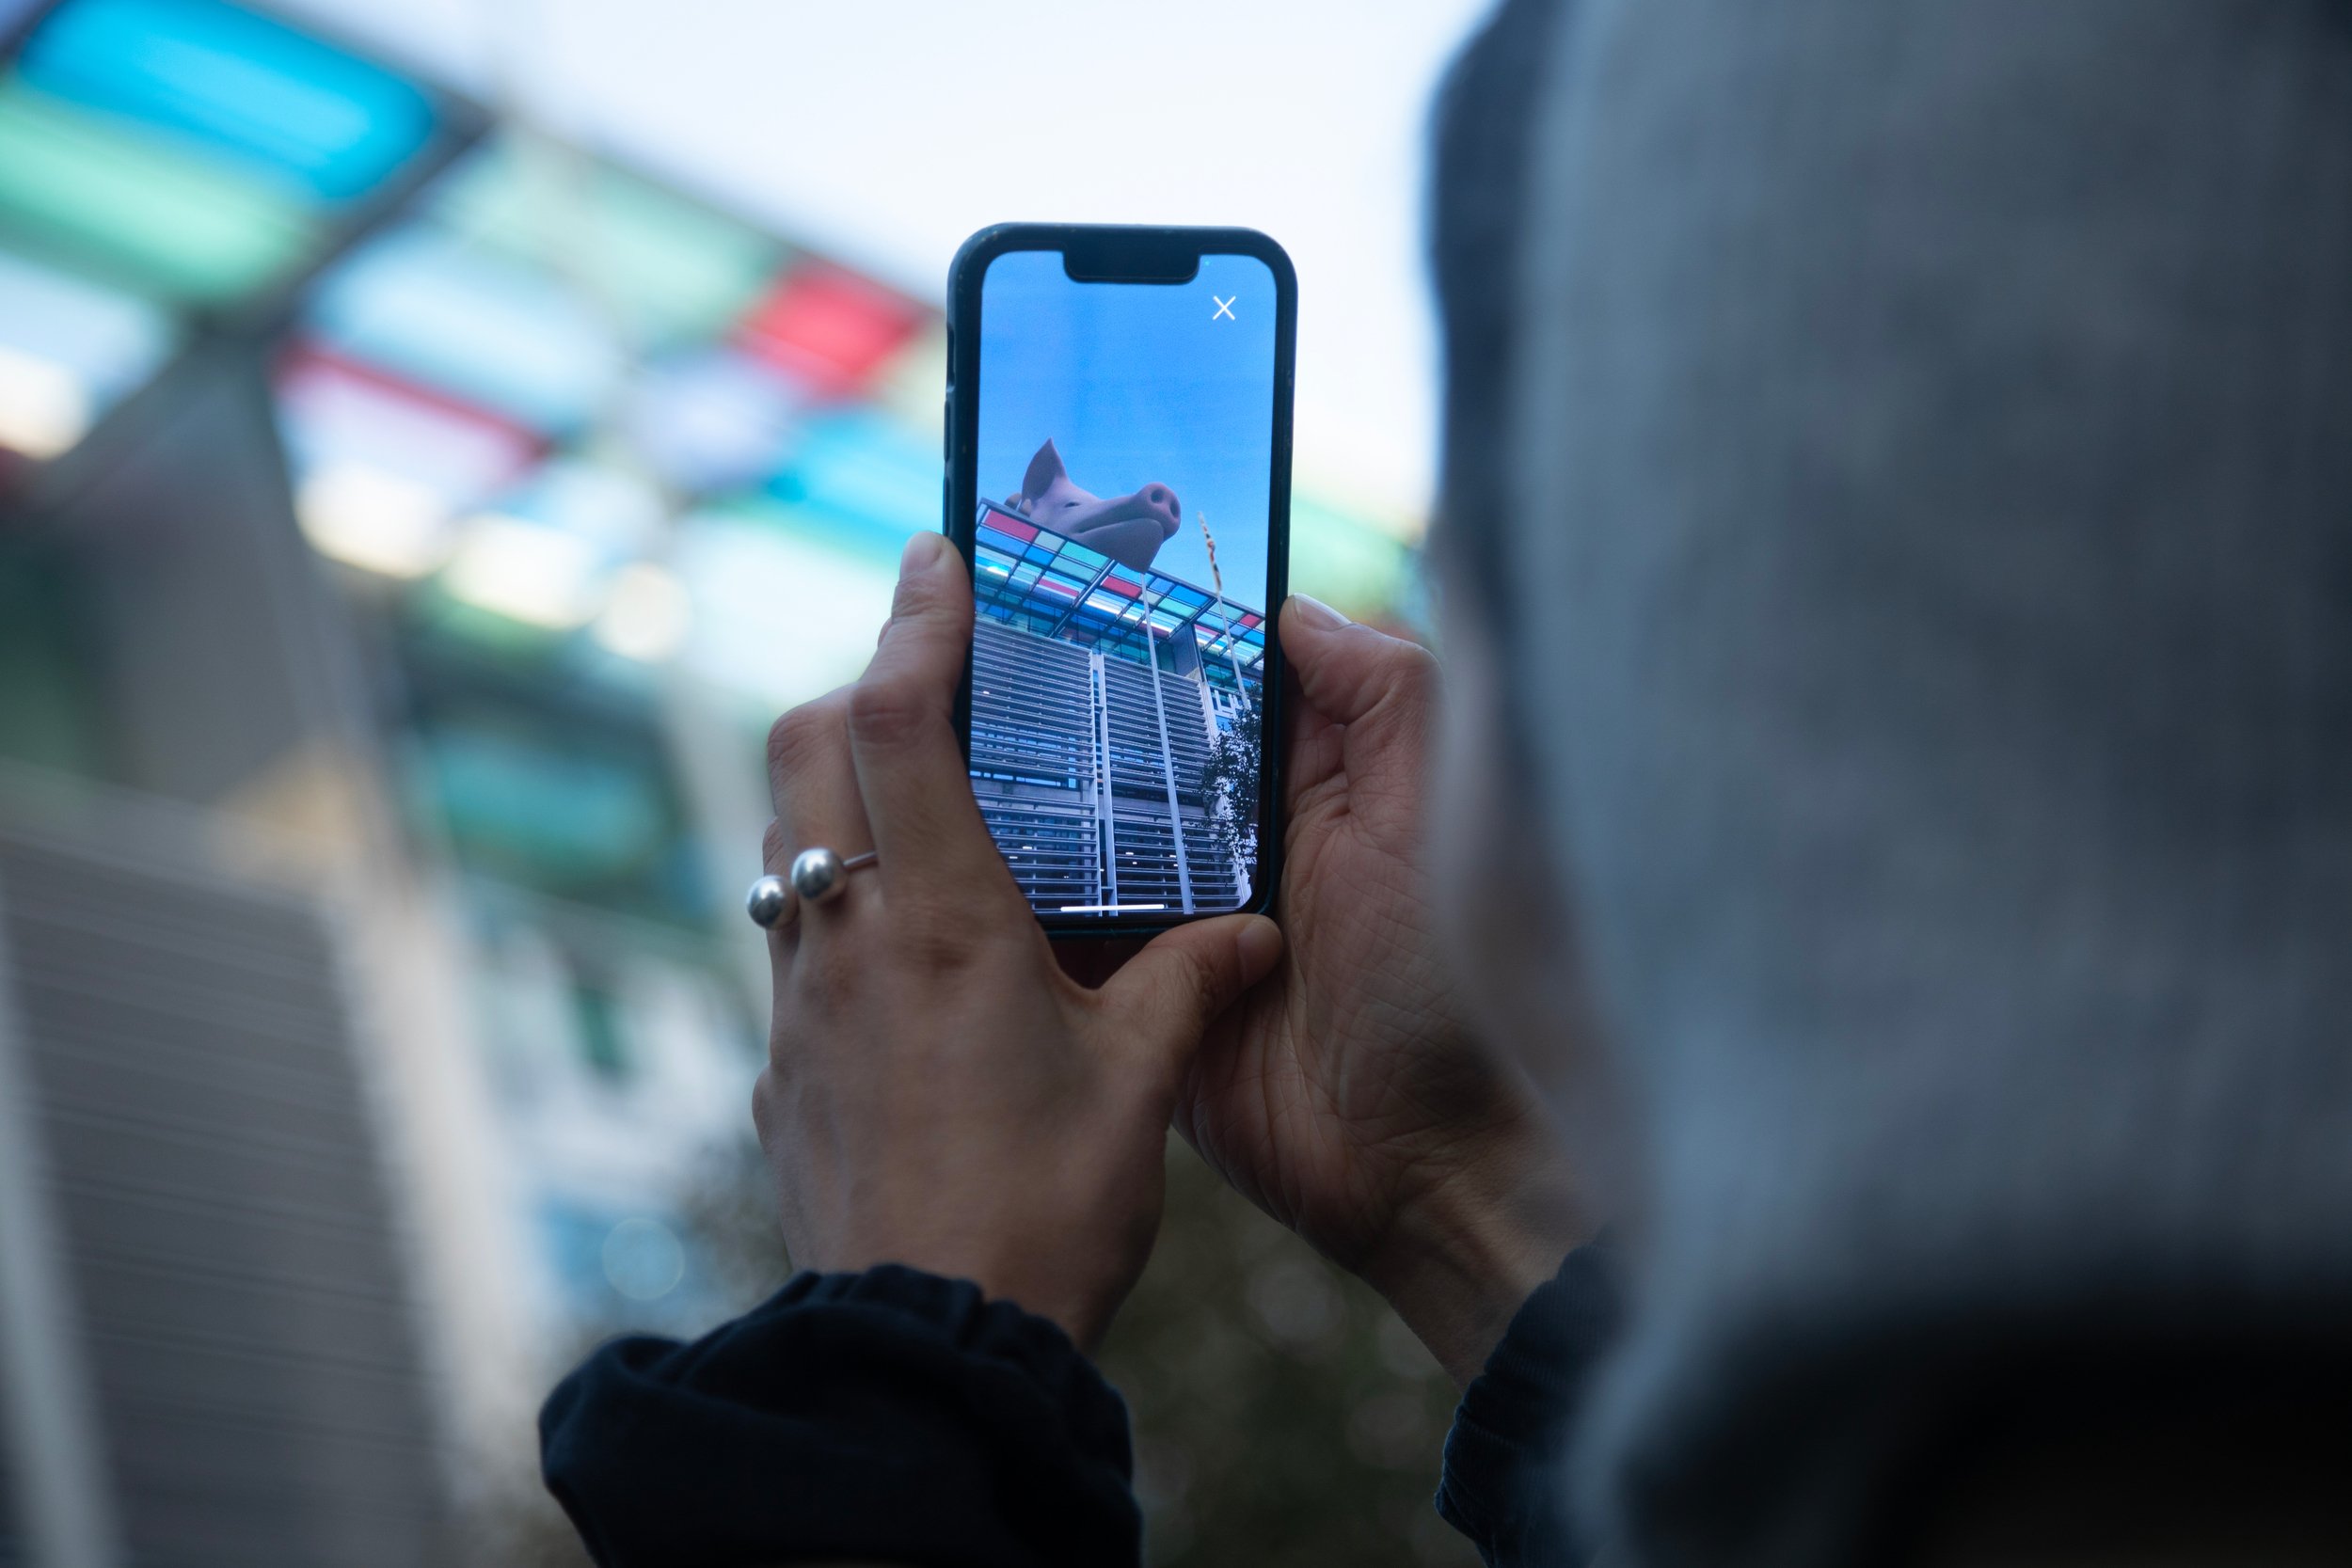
[1356,1098,1593,1386]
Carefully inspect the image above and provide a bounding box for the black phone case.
[944,223,1295,939]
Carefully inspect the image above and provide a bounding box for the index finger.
[844,531,1012,897]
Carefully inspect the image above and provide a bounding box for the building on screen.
[969,500,1264,917]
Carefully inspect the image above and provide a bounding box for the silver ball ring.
[745,848,877,928]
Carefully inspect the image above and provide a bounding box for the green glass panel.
[1290,493,1407,618]
[0,84,318,302]
[568,982,631,1081]
[0,553,106,779]
[437,138,782,347]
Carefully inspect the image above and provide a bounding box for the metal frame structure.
[968,501,1264,917]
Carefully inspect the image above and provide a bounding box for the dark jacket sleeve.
[1436,1246,1624,1567]
[539,1264,1139,1568]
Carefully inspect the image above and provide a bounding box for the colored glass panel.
[415,724,670,882]
[277,342,539,503]
[769,407,935,544]
[738,260,921,396]
[977,525,1031,555]
[310,226,620,431]
[624,346,801,494]
[18,0,437,203]
[0,83,317,301]
[0,245,170,401]
[437,138,781,347]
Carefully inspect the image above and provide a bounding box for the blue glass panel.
[0,245,171,400]
[20,0,437,203]
[769,406,936,537]
[311,227,619,431]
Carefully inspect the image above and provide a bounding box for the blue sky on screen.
[977,249,1276,609]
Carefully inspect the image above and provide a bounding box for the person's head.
[1418,0,2352,1559]
[1420,0,1619,1169]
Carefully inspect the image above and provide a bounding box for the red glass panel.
[738,260,922,396]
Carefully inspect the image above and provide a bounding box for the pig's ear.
[1020,439,1067,502]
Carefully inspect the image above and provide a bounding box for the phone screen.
[962,243,1283,925]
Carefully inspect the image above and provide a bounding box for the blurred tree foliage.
[498,1135,1477,1567]
[1103,1145,1477,1568]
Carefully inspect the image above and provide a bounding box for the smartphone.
[945,225,1294,937]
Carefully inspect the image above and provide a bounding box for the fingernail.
[1287,594,1348,631]
[1236,916,1284,974]
[901,531,947,575]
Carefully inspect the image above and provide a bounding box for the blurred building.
[0,1,1421,1563]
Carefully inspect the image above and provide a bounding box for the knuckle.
[761,817,787,871]
[847,675,934,750]
[766,699,841,784]
[896,914,980,974]
[1382,636,1442,697]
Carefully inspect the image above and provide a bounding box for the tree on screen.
[1196,698,1262,889]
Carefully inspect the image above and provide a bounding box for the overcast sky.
[272,0,1495,534]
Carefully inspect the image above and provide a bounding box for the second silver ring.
[746,847,877,930]
[789,847,875,905]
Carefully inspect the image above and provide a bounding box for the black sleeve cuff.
[540,1264,1139,1567]
[1436,1244,1624,1567]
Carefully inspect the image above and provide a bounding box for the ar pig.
[1005,438,1181,572]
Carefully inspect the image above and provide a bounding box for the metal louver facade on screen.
[967,504,1265,917]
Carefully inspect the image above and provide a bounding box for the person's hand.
[752,533,1284,1352]
[1171,596,1593,1384]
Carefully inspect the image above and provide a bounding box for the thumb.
[1097,914,1283,1074]
[1279,594,1438,727]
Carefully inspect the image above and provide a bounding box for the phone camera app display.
[971,251,1277,920]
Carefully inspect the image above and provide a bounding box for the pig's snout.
[1132,483,1181,535]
